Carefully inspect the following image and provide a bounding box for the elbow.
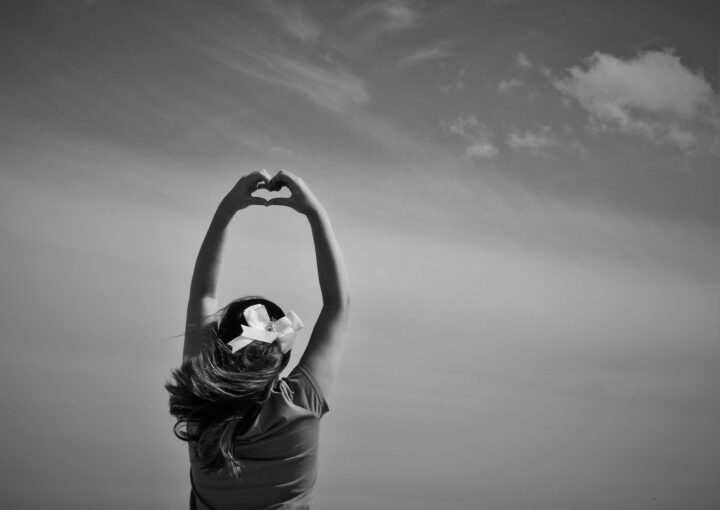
[339,285,351,310]
[340,293,351,312]
[325,292,351,314]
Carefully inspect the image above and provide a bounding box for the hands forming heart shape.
[223,169,319,215]
[253,170,290,197]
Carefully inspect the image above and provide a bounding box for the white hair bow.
[227,304,304,354]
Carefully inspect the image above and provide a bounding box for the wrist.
[216,199,239,218]
[304,203,327,221]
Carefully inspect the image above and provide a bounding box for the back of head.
[166,296,291,477]
[217,296,289,381]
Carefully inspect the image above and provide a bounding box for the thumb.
[248,196,268,206]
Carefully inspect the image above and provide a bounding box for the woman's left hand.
[220,170,272,211]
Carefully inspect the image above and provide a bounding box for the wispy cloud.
[554,50,717,151]
[440,114,498,159]
[162,2,371,114]
[441,68,467,94]
[198,40,369,112]
[266,55,370,110]
[399,39,460,68]
[312,0,423,59]
[269,145,294,157]
[497,77,524,92]
[364,0,422,31]
[260,0,321,43]
[507,126,559,151]
[665,124,699,150]
[347,0,422,37]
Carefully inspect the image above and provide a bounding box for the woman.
[166,170,350,509]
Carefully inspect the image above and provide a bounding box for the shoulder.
[281,364,330,418]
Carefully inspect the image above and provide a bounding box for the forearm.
[306,206,350,309]
[183,171,269,360]
[188,202,235,304]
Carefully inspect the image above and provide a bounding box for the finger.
[267,171,297,192]
[245,171,270,187]
[255,169,272,188]
[265,172,282,192]
[266,197,293,207]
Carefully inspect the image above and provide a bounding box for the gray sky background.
[1,1,718,509]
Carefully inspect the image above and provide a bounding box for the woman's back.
[188,365,328,510]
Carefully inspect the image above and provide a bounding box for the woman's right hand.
[265,171,323,216]
[220,169,272,212]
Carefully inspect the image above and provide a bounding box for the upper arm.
[298,300,350,398]
[182,295,218,360]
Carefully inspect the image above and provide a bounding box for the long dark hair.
[166,296,290,477]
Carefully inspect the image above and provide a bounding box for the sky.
[0,1,718,509]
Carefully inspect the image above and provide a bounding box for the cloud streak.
[260,0,322,43]
[266,55,370,110]
[399,39,461,68]
[198,40,369,112]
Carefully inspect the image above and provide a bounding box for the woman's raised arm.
[183,170,270,360]
[266,171,351,396]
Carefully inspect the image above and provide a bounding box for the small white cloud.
[515,52,531,68]
[498,77,524,92]
[507,126,559,151]
[554,50,716,150]
[440,114,497,160]
[441,113,479,138]
[555,50,712,119]
[466,141,498,159]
